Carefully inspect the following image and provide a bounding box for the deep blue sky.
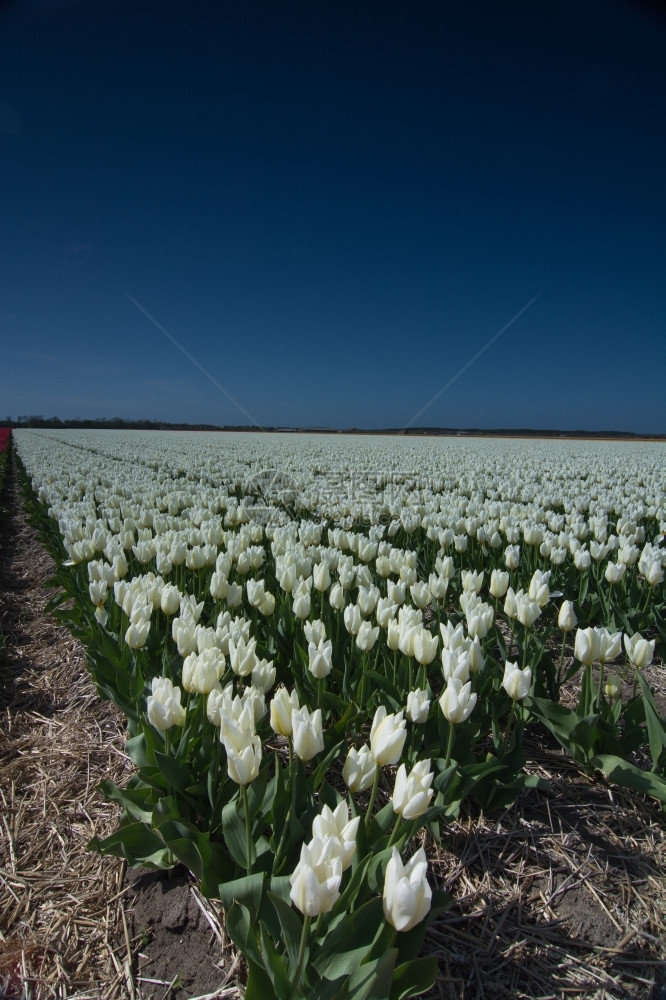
[1,0,665,432]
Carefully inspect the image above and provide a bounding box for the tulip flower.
[624,632,655,669]
[528,568,552,608]
[304,619,326,645]
[597,628,622,663]
[308,638,333,679]
[182,648,225,694]
[383,846,432,933]
[207,682,233,726]
[358,585,380,615]
[344,603,362,635]
[575,626,602,666]
[439,677,477,724]
[441,648,470,684]
[292,705,325,761]
[228,636,258,677]
[311,803,359,871]
[461,569,484,594]
[412,628,439,665]
[251,657,276,693]
[356,620,380,652]
[270,686,300,737]
[209,571,228,601]
[125,619,150,649]
[370,706,407,766]
[313,560,331,592]
[160,583,181,615]
[574,548,591,571]
[558,600,577,632]
[343,744,377,793]
[502,661,532,701]
[604,561,626,584]
[489,568,510,599]
[226,735,262,785]
[406,688,430,724]
[604,674,622,700]
[146,676,186,731]
[504,544,521,570]
[290,836,343,917]
[391,759,434,821]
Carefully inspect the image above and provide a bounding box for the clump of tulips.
[12,427,666,997]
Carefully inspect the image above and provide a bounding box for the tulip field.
[9,428,666,999]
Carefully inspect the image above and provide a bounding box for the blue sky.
[1,0,665,432]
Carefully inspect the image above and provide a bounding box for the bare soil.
[1,447,664,1000]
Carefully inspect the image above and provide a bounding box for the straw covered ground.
[1,452,665,1000]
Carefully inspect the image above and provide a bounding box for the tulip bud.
[558,600,577,632]
[604,674,622,700]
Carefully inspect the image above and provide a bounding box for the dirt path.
[0,447,134,997]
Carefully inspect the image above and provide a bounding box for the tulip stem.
[364,766,381,831]
[291,915,312,999]
[241,784,253,875]
[387,814,402,848]
[443,723,455,771]
[556,634,567,691]
[596,661,605,710]
[499,702,516,761]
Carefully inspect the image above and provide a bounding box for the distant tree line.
[1,416,662,440]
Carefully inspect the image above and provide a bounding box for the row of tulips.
[12,429,666,999]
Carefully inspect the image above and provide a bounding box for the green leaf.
[246,960,280,1000]
[259,922,293,999]
[218,873,266,923]
[125,733,152,768]
[589,754,666,804]
[226,902,264,968]
[155,819,205,879]
[390,957,438,1000]
[154,751,192,791]
[347,948,397,1000]
[637,673,666,772]
[222,798,254,870]
[88,821,170,867]
[98,780,154,823]
[268,892,302,968]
